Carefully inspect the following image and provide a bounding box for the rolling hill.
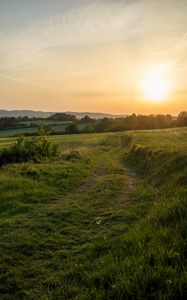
[0,110,127,119]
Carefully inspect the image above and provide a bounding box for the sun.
[140,66,171,103]
[141,77,170,102]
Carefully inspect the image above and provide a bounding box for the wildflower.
[96,217,102,225]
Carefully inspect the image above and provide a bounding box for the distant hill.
[65,111,127,119]
[0,110,52,118]
[0,110,127,119]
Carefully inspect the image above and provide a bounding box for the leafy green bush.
[0,136,60,166]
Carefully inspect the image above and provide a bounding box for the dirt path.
[41,149,138,215]
[118,166,137,203]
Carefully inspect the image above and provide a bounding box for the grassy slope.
[0,129,187,299]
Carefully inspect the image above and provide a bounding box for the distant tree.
[95,118,113,132]
[165,114,174,127]
[0,117,17,129]
[177,111,187,126]
[82,124,94,133]
[79,115,94,124]
[38,123,52,136]
[49,113,76,122]
[65,123,79,134]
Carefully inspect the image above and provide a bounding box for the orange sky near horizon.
[0,0,186,115]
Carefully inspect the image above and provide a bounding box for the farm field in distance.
[0,119,81,138]
[0,128,187,299]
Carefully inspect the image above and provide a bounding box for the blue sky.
[0,0,88,31]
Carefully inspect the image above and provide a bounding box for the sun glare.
[141,77,170,102]
[140,66,171,103]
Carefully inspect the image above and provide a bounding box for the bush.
[0,136,60,166]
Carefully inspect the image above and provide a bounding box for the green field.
[0,121,88,138]
[0,137,16,147]
[0,128,187,299]
[19,120,71,126]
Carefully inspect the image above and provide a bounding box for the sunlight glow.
[140,66,171,103]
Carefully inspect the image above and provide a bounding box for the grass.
[0,137,16,147]
[0,128,187,299]
[127,127,187,152]
[18,120,71,126]
[0,123,89,138]
[0,120,72,138]
[0,133,107,149]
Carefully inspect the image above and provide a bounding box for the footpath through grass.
[0,129,187,299]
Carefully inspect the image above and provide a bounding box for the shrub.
[0,136,60,166]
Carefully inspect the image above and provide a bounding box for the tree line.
[65,111,187,134]
[0,111,187,134]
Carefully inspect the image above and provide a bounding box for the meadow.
[0,119,88,138]
[0,128,187,299]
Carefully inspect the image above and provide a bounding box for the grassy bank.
[0,129,187,299]
[120,128,187,299]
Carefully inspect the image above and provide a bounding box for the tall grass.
[0,129,187,299]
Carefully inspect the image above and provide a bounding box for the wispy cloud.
[1,0,187,92]
[0,72,61,92]
[150,31,187,74]
[152,31,187,58]
[0,1,142,71]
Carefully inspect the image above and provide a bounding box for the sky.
[0,0,187,115]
